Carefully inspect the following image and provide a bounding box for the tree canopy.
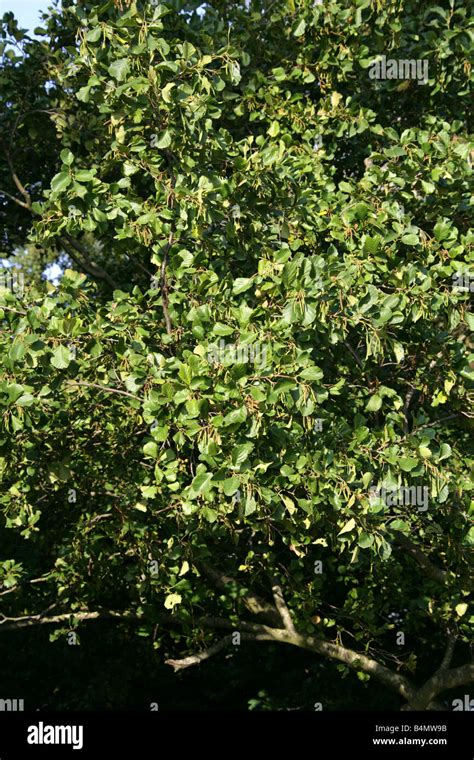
[0,0,472,711]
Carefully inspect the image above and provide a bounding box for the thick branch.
[407,663,474,711]
[164,617,417,704]
[285,630,417,703]
[2,600,465,710]
[196,562,282,627]
[0,609,137,631]
[166,634,234,671]
[271,578,296,633]
[391,531,449,585]
[439,633,457,671]
[199,616,273,634]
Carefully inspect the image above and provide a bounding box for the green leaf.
[60,149,74,166]
[398,456,418,472]
[222,405,247,426]
[437,443,452,461]
[223,477,240,496]
[365,394,382,412]
[393,341,405,363]
[153,130,172,149]
[231,443,253,467]
[123,161,139,176]
[358,533,374,549]
[202,506,218,522]
[50,345,72,370]
[109,58,130,82]
[51,172,71,194]
[190,471,213,495]
[362,235,381,254]
[76,85,91,103]
[267,121,280,137]
[339,181,352,193]
[151,424,169,442]
[232,278,253,294]
[401,234,419,246]
[338,518,356,535]
[293,19,306,37]
[164,593,182,610]
[212,323,234,336]
[433,221,451,241]
[418,445,432,458]
[141,485,157,499]
[362,472,373,488]
[9,341,26,362]
[300,366,323,382]
[390,519,410,533]
[161,82,175,103]
[143,441,158,458]
[75,169,95,182]
[16,392,35,407]
[63,269,87,288]
[86,27,102,42]
[244,495,256,516]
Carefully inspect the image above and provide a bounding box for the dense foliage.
[0,0,472,710]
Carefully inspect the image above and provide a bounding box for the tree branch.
[165,634,235,671]
[0,157,117,292]
[0,187,31,209]
[59,234,118,290]
[0,305,27,315]
[391,531,449,585]
[403,384,417,434]
[1,152,117,291]
[344,340,363,369]
[65,380,141,401]
[271,577,296,633]
[3,148,32,209]
[196,562,282,627]
[406,663,474,711]
[0,609,137,631]
[159,232,173,334]
[163,620,418,703]
[1,598,465,710]
[439,632,457,671]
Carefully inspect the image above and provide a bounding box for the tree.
[0,0,472,710]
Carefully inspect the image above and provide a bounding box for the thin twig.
[0,188,31,209]
[160,231,173,334]
[3,149,32,209]
[60,234,118,290]
[0,305,27,315]
[344,340,363,369]
[65,381,141,401]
